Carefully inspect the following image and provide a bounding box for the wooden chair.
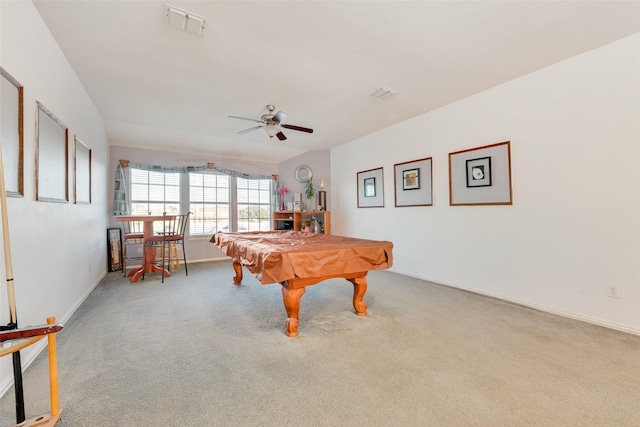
[122,220,144,277]
[142,213,190,283]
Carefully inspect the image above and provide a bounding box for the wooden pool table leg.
[232,261,243,285]
[347,276,368,316]
[281,285,306,337]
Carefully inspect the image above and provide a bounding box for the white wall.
[0,1,109,395]
[332,33,640,334]
[278,150,330,211]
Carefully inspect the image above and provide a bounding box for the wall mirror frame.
[0,67,24,197]
[74,136,91,204]
[36,101,69,203]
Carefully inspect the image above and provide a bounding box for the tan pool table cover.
[211,231,393,284]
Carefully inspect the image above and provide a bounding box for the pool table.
[211,230,393,337]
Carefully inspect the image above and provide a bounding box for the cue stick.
[0,323,63,342]
[0,143,26,423]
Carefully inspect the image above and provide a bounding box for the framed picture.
[357,167,384,208]
[466,156,491,187]
[107,227,123,272]
[402,169,420,190]
[449,141,512,206]
[36,101,69,203]
[0,67,24,197]
[364,177,376,197]
[394,157,432,207]
[74,136,92,204]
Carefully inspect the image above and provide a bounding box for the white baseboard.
[190,256,230,263]
[122,256,230,271]
[0,271,107,399]
[390,268,640,336]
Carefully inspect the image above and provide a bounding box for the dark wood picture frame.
[449,141,512,206]
[357,167,384,208]
[394,157,433,207]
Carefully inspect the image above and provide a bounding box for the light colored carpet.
[1,260,639,426]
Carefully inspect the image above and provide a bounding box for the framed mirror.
[74,136,91,204]
[36,101,68,203]
[0,67,24,197]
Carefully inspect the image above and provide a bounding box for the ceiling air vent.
[165,4,206,36]
[371,87,399,100]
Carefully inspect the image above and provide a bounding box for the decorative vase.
[281,199,286,211]
[318,190,326,211]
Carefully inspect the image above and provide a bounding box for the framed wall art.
[0,67,24,197]
[107,227,123,272]
[448,141,512,206]
[394,157,432,207]
[402,169,420,190]
[364,177,376,197]
[357,167,384,208]
[466,156,491,187]
[36,101,68,203]
[74,136,92,204]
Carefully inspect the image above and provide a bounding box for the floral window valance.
[113,160,278,216]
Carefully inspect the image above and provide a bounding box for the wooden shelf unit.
[273,211,331,234]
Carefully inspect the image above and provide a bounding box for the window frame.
[236,176,273,233]
[188,171,231,236]
[126,167,274,238]
[129,167,182,230]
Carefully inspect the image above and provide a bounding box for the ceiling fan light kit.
[264,125,279,138]
[229,104,314,141]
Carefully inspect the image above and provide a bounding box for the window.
[127,167,273,237]
[237,177,272,232]
[189,172,230,235]
[130,168,181,232]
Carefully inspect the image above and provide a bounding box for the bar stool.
[122,221,144,277]
[143,213,190,282]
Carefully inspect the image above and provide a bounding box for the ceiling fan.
[229,105,314,141]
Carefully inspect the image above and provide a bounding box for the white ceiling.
[33,1,640,164]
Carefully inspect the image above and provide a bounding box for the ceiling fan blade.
[229,115,263,124]
[276,131,287,141]
[281,124,314,134]
[238,125,262,135]
[273,111,288,123]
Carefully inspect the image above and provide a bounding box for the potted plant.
[304,178,315,210]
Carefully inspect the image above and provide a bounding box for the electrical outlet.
[607,285,620,299]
